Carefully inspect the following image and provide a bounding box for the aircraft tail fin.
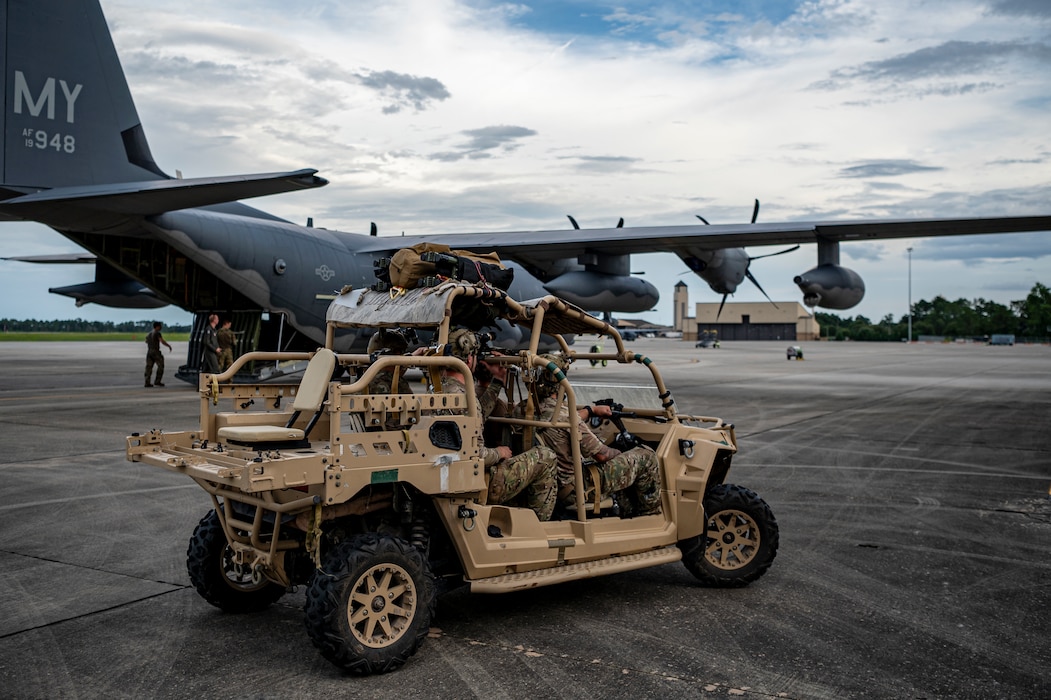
[1,0,165,197]
[0,0,327,225]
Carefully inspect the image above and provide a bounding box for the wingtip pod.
[287,172,328,189]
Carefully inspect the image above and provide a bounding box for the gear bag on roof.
[380,243,514,291]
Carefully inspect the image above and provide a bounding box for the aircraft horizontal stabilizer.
[0,169,328,229]
[1,253,96,264]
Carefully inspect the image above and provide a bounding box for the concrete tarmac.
[0,339,1048,699]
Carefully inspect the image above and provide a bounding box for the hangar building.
[673,282,821,342]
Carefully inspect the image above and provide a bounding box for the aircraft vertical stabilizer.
[2,0,166,195]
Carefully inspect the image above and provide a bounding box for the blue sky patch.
[487,0,801,43]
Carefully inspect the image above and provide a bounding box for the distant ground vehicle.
[696,330,720,348]
[127,282,778,674]
[620,330,638,341]
[989,334,1015,346]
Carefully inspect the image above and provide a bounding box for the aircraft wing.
[0,169,327,230]
[351,215,1051,259]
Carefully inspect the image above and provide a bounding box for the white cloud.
[1,0,1049,326]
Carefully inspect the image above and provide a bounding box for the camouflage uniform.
[439,330,558,521]
[536,370,662,516]
[217,324,236,371]
[366,329,415,429]
[144,327,166,386]
[368,371,412,396]
[367,371,413,430]
[485,443,558,520]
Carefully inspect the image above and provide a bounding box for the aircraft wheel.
[304,533,435,674]
[678,484,779,587]
[186,510,287,613]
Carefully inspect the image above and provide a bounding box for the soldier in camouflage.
[366,329,413,396]
[439,328,558,521]
[535,353,662,516]
[217,319,236,371]
[143,321,172,387]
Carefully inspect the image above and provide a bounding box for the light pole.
[907,247,913,343]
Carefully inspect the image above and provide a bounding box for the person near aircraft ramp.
[201,314,221,375]
[144,321,172,387]
[217,319,237,371]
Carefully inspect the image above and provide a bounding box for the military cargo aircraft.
[3,0,1050,382]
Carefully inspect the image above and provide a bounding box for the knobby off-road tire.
[186,510,287,613]
[304,533,436,674]
[678,483,779,587]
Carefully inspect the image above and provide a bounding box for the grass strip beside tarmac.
[0,332,191,342]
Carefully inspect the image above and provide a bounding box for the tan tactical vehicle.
[127,282,778,674]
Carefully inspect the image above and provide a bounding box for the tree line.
[816,282,1051,342]
[4,282,1050,342]
[1,319,192,333]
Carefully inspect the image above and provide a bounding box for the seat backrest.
[292,349,337,413]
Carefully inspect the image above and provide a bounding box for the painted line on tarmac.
[743,442,1047,473]
[737,462,1049,480]
[0,484,198,512]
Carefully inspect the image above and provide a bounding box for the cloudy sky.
[2,0,1050,326]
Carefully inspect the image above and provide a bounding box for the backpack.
[375,243,514,291]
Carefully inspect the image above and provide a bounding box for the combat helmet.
[535,352,570,397]
[368,328,410,355]
[445,328,481,359]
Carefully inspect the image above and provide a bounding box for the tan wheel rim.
[705,508,760,570]
[348,563,417,648]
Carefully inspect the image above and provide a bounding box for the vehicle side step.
[469,546,682,593]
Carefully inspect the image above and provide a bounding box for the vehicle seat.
[217,348,336,446]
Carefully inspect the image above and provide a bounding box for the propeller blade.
[716,293,728,320]
[695,214,710,225]
[745,269,780,309]
[749,244,800,262]
[751,199,760,224]
[567,215,580,230]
